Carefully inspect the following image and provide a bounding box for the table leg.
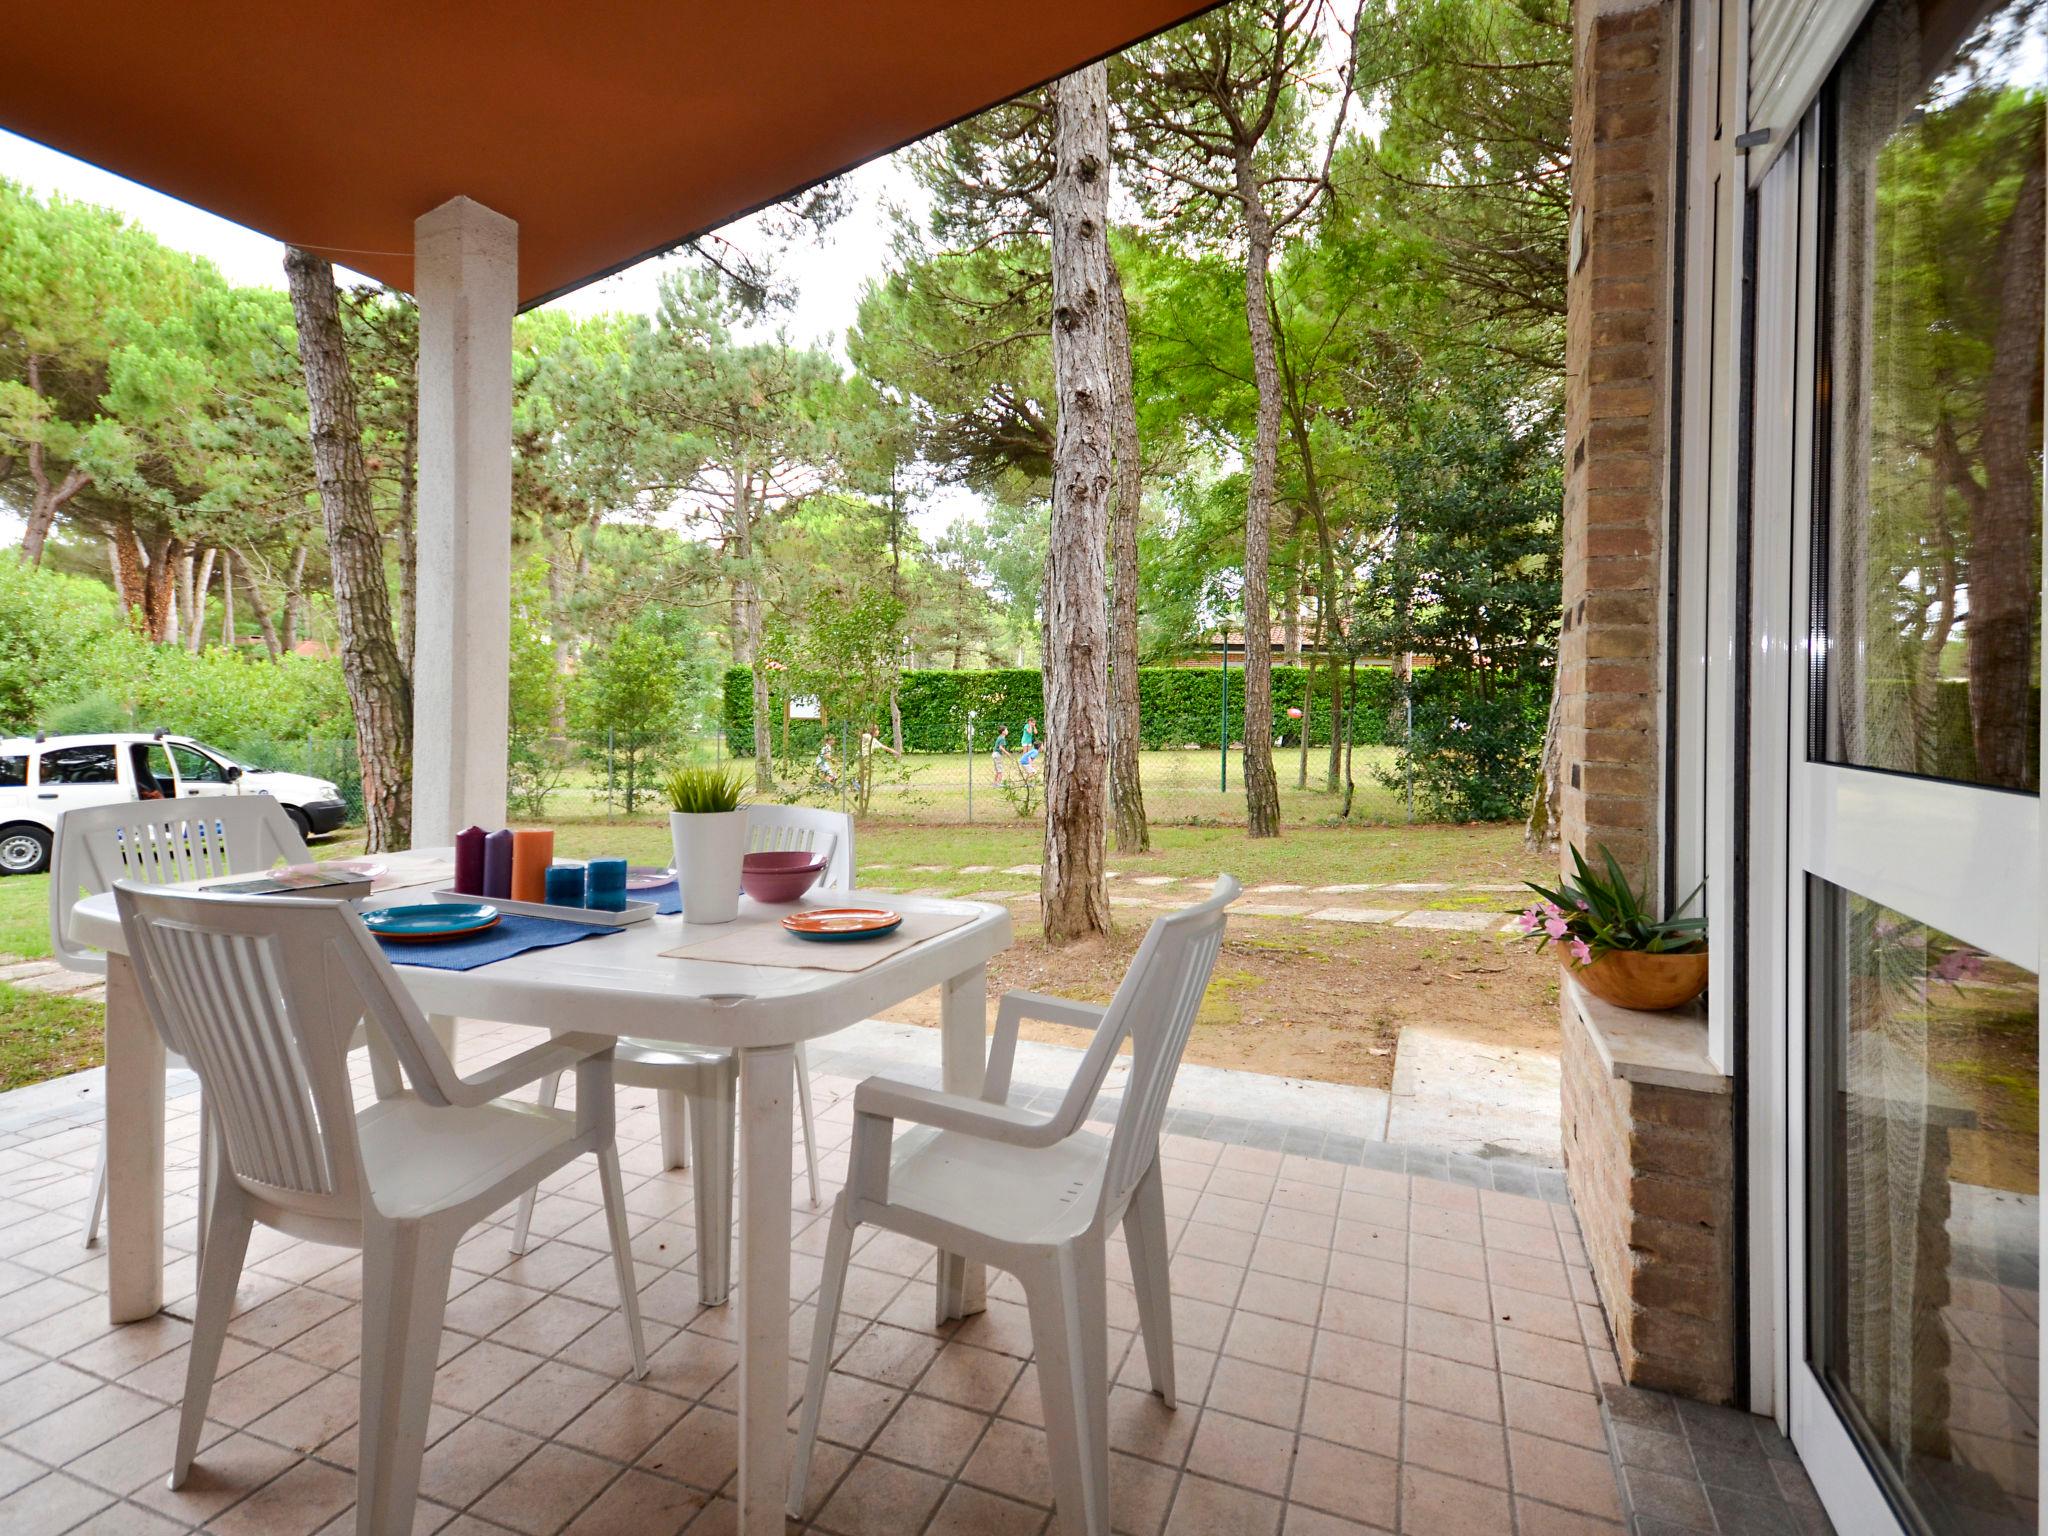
[735,1044,794,1536]
[937,963,988,1322]
[428,1014,460,1061]
[105,952,166,1324]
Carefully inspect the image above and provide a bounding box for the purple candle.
[482,829,514,899]
[454,826,486,895]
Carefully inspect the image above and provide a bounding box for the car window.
[169,744,228,783]
[0,755,25,788]
[39,745,118,784]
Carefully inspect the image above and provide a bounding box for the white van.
[0,732,351,874]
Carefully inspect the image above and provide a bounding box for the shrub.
[723,663,1398,755]
[1377,675,1550,822]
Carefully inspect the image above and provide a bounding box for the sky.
[0,127,979,542]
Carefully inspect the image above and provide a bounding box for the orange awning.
[4,1,1214,308]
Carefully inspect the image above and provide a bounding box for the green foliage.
[724,664,1398,755]
[570,616,693,813]
[0,553,354,751]
[663,764,748,814]
[507,569,569,818]
[1519,843,1707,961]
[0,558,124,729]
[1381,676,1551,822]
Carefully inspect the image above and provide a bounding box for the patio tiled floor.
[0,1019,1638,1534]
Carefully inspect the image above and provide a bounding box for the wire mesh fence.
[243,716,1428,834]
[517,729,1418,827]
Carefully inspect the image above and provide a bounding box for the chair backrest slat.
[116,883,457,1223]
[1046,876,1238,1228]
[744,805,854,891]
[50,799,311,974]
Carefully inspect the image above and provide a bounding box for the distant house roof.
[5,1,1218,309]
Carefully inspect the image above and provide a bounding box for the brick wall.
[1561,993,1736,1404]
[1559,0,1673,896]
[1558,0,1742,1410]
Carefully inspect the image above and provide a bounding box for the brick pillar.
[1559,0,1674,894]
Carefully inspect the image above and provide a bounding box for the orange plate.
[378,914,501,943]
[780,907,903,940]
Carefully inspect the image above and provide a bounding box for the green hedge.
[724,664,1399,755]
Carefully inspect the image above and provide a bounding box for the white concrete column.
[412,195,516,846]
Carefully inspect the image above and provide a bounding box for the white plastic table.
[70,866,1013,1535]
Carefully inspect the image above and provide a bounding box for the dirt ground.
[876,915,1564,1089]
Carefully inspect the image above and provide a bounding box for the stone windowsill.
[1564,972,1729,1095]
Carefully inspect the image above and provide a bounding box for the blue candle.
[544,863,586,907]
[587,857,628,912]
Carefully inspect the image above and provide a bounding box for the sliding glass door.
[1777,0,2043,1528]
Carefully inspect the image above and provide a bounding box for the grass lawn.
[542,744,1415,827]
[0,983,102,1092]
[514,817,1550,901]
[0,816,1555,1095]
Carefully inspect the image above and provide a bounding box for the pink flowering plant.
[1514,843,1706,969]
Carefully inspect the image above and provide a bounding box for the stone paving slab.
[1001,863,1040,876]
[0,960,61,983]
[7,968,103,997]
[1302,907,1408,924]
[1393,909,1502,931]
[1388,1023,1562,1162]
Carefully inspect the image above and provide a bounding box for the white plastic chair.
[790,875,1240,1535]
[115,883,647,1536]
[506,804,850,1303]
[51,798,312,1244]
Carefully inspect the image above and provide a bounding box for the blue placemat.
[377,912,617,971]
[637,880,682,916]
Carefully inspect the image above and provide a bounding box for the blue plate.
[364,903,501,943]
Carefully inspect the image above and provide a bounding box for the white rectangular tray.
[429,888,656,926]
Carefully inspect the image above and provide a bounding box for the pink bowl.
[741,851,827,903]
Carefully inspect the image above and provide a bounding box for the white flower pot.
[669,809,746,924]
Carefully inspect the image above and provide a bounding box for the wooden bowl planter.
[1569,948,1708,1011]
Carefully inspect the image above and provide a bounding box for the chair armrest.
[985,991,1108,1104]
[848,1075,1064,1210]
[853,1076,1062,1148]
[441,1032,615,1108]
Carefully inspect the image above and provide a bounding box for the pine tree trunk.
[1527,664,1562,851]
[548,538,574,737]
[143,534,182,643]
[1041,62,1115,943]
[239,550,282,658]
[280,541,308,654]
[286,245,413,852]
[108,525,143,616]
[220,548,236,647]
[1969,151,2043,788]
[1106,256,1150,853]
[1235,155,1283,838]
[181,550,207,652]
[18,359,91,567]
[397,392,420,681]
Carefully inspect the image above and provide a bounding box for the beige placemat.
[659,906,975,972]
[372,855,459,893]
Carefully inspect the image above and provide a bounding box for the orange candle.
[510,828,553,904]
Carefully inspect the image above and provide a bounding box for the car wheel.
[286,806,314,842]
[0,825,52,876]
